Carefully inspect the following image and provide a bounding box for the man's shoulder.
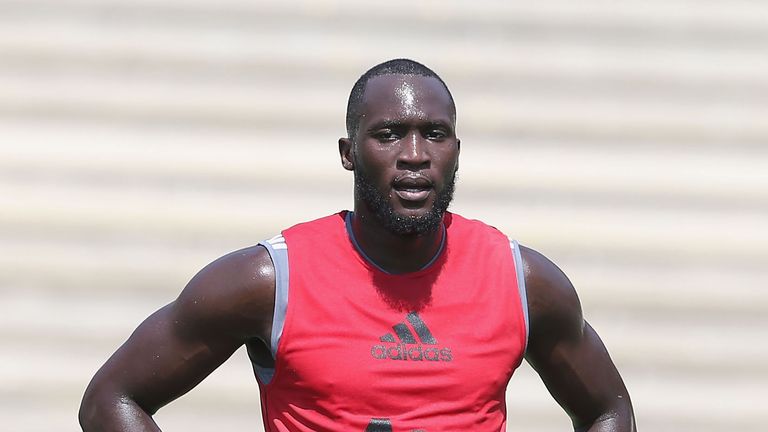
[518,245,582,338]
[283,211,347,232]
[445,211,494,230]
[444,212,514,245]
[208,244,274,275]
[171,244,276,339]
[200,244,276,300]
[279,211,349,243]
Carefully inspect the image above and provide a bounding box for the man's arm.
[79,246,276,431]
[521,246,636,432]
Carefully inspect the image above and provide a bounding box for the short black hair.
[345,58,455,139]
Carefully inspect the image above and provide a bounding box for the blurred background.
[1,0,767,430]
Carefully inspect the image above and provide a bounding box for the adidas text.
[371,344,452,362]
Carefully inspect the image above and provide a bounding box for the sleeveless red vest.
[258,212,527,431]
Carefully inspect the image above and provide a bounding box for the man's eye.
[426,130,447,140]
[375,131,398,141]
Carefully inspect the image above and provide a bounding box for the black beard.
[354,168,456,236]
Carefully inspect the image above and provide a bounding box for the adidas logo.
[370,312,452,362]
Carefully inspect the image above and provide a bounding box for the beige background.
[1,0,767,430]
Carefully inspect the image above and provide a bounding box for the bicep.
[90,301,243,414]
[525,320,630,429]
[81,246,274,431]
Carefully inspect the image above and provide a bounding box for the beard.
[354,167,457,237]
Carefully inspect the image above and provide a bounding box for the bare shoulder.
[172,244,276,342]
[519,245,583,343]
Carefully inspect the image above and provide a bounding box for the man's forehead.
[360,74,453,117]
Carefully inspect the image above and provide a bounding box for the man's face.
[343,74,460,236]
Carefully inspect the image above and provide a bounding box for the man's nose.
[396,132,430,170]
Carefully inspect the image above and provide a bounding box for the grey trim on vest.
[345,211,446,275]
[511,239,530,353]
[252,234,289,384]
[252,364,275,384]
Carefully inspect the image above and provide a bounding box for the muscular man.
[80,59,635,431]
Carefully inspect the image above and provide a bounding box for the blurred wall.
[1,1,767,431]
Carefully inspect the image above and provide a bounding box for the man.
[80,59,635,431]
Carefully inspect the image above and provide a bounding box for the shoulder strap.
[509,239,529,353]
[261,234,290,356]
[252,234,290,384]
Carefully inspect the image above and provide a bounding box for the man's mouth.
[392,174,433,202]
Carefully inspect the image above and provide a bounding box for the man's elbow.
[79,378,130,431]
[79,383,99,430]
[574,399,636,432]
[79,379,113,430]
[79,379,159,432]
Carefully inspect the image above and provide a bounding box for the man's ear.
[338,137,354,171]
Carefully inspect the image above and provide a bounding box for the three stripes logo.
[371,312,452,362]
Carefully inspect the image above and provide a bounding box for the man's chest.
[274,284,521,413]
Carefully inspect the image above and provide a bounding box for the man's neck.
[349,207,445,274]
